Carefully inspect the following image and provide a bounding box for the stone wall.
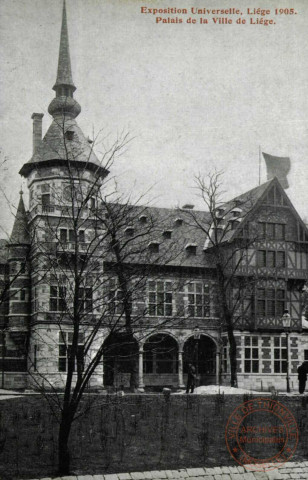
[0,394,307,479]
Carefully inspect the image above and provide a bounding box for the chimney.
[31,113,44,154]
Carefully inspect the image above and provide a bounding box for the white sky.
[0,0,308,236]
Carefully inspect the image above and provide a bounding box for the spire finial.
[48,0,81,118]
[53,0,76,91]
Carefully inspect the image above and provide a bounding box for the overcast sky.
[0,0,307,236]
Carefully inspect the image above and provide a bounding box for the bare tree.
[182,172,259,388]
[22,115,182,474]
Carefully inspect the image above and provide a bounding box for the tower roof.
[10,192,30,245]
[19,1,108,180]
[53,0,76,91]
[19,118,107,178]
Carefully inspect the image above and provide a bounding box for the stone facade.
[0,1,308,393]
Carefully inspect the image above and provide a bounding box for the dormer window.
[229,219,241,230]
[139,215,147,224]
[41,184,50,193]
[89,197,95,210]
[185,243,197,255]
[148,241,160,253]
[215,208,224,218]
[174,218,183,226]
[230,207,242,218]
[163,230,172,239]
[65,130,74,141]
[125,226,134,237]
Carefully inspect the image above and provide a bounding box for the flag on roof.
[262,152,291,189]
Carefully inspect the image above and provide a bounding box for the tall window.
[187,282,210,317]
[41,194,50,206]
[262,186,286,206]
[108,278,124,315]
[58,331,84,372]
[222,337,228,373]
[257,288,285,317]
[274,336,287,373]
[244,336,259,373]
[59,229,85,244]
[259,222,286,240]
[50,286,66,312]
[148,281,172,316]
[257,250,286,268]
[32,286,38,312]
[78,288,93,313]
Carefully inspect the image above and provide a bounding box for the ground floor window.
[274,336,287,373]
[58,331,84,372]
[244,336,259,373]
[0,349,27,372]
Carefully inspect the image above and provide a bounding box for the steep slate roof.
[10,194,30,245]
[104,180,295,270]
[21,118,101,171]
[104,204,215,270]
[113,177,307,268]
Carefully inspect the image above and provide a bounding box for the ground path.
[25,462,308,480]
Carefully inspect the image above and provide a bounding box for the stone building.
[0,1,308,392]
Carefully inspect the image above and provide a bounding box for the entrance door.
[183,334,216,385]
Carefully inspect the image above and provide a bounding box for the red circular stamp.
[225,397,299,472]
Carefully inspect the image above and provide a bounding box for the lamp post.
[193,326,201,381]
[282,309,291,393]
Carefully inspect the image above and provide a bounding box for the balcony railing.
[29,204,97,220]
[256,316,301,330]
[58,242,88,252]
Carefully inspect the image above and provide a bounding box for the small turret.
[7,191,31,356]
[10,191,30,245]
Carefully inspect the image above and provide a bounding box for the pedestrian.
[297,361,308,394]
[186,363,196,394]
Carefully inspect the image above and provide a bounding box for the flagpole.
[259,145,261,185]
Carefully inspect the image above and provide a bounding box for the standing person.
[186,363,196,394]
[297,361,308,394]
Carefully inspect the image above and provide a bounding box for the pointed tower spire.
[48,0,81,119]
[53,0,76,92]
[10,191,30,245]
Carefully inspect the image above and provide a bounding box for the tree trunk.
[129,356,138,391]
[58,411,73,475]
[216,263,238,388]
[227,323,238,388]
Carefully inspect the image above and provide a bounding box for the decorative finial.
[48,0,81,119]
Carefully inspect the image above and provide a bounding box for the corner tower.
[16,0,108,389]
[19,0,108,188]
